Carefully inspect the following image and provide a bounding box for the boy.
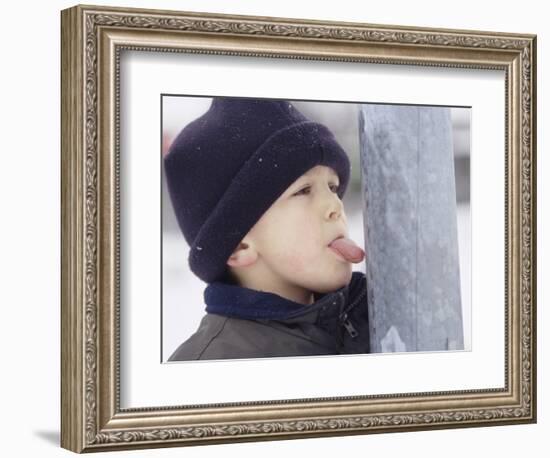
[164,97,370,360]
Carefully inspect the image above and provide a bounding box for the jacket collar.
[204,272,365,321]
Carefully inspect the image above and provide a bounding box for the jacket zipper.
[340,312,359,338]
[338,286,368,339]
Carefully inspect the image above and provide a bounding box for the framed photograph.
[61,4,537,453]
[161,96,470,361]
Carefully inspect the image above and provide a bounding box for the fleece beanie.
[163,97,351,283]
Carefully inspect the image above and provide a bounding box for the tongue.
[329,237,365,263]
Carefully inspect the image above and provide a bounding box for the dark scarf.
[204,271,366,321]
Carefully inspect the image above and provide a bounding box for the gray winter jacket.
[168,271,369,361]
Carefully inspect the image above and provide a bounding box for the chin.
[312,266,352,294]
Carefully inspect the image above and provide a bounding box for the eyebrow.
[293,172,339,187]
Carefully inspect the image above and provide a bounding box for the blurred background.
[161,96,470,361]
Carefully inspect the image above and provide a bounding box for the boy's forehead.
[300,165,339,180]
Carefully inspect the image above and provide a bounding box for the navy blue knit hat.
[163,97,351,283]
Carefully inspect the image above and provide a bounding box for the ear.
[226,239,258,268]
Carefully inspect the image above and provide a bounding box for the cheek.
[293,218,322,243]
[281,251,308,273]
[260,212,323,270]
[281,235,322,272]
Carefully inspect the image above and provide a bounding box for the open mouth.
[327,234,347,262]
[328,244,347,262]
[327,235,365,263]
[328,234,345,246]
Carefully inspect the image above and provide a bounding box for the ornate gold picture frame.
[61,4,536,453]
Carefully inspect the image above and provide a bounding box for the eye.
[293,186,311,196]
[292,182,339,197]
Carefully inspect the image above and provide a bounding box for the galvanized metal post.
[359,104,464,353]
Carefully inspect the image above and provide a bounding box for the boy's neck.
[234,275,314,305]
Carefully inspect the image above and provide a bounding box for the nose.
[323,190,344,221]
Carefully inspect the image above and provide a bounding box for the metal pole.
[359,104,464,353]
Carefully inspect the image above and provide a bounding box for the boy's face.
[229,165,354,300]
